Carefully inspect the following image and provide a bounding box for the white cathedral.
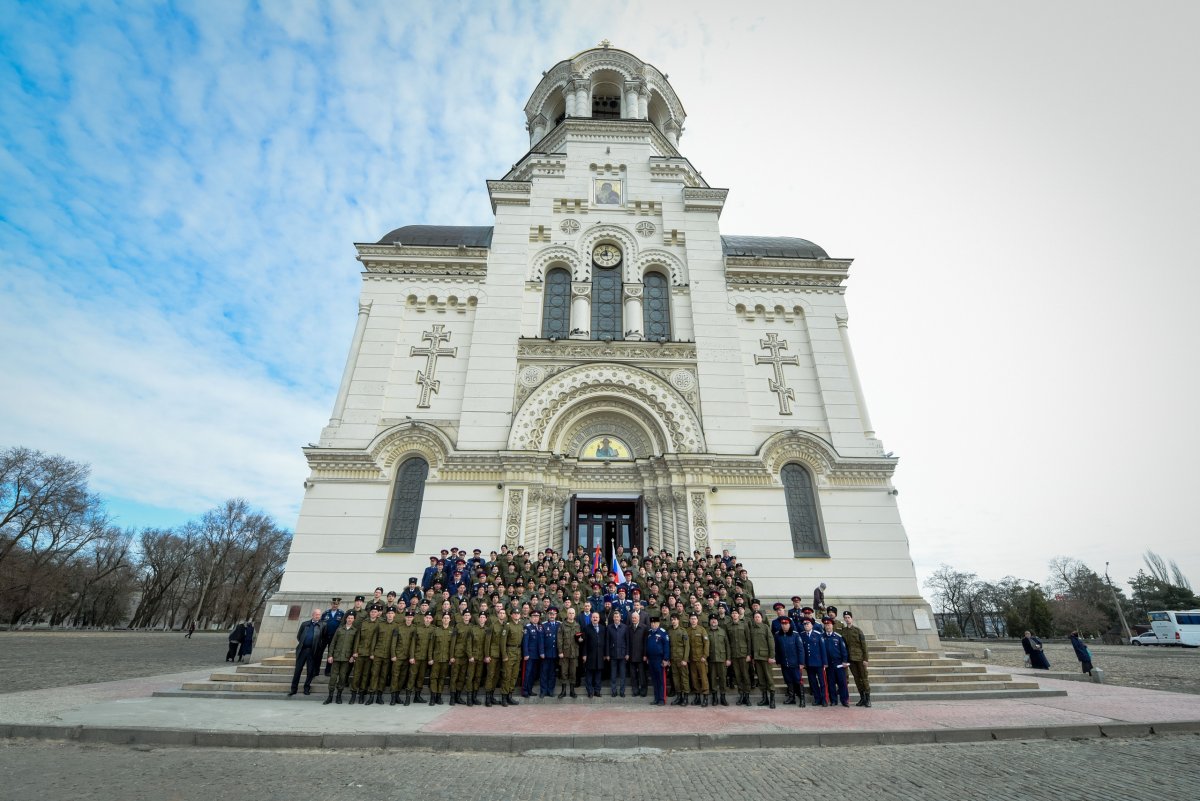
[261,45,937,652]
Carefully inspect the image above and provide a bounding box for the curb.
[4,720,1198,752]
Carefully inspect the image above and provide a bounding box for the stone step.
[870,665,986,675]
[868,672,998,684]
[870,658,963,667]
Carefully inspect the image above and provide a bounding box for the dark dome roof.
[377,225,494,248]
[721,235,827,260]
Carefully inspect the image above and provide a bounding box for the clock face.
[593,244,621,267]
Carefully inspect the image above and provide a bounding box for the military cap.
[801,618,814,626]
[408,577,418,584]
[548,606,558,613]
[404,609,414,617]
[375,586,384,593]
[429,555,438,561]
[385,605,397,614]
[750,598,761,606]
[354,594,365,602]
[827,605,838,615]
[791,595,802,602]
[802,606,814,614]
[474,548,481,554]
[440,549,449,554]
[708,614,719,621]
[530,609,541,616]
[780,617,792,625]
[843,610,854,618]
[773,602,786,611]
[331,597,342,604]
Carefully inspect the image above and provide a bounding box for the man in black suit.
[627,611,649,697]
[289,608,325,697]
[581,611,607,699]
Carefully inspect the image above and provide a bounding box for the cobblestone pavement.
[953,641,1200,695]
[1,735,1198,801]
[0,632,230,693]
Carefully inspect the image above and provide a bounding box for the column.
[570,282,590,339]
[623,284,644,340]
[623,82,638,119]
[575,82,590,118]
[531,114,547,143]
[663,119,680,147]
[836,315,876,438]
[564,86,576,118]
[327,300,371,427]
[638,88,648,119]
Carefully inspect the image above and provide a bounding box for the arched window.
[591,264,622,340]
[382,456,429,552]
[781,463,827,557]
[541,267,571,339]
[642,271,671,341]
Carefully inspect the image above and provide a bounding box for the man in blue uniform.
[540,607,562,698]
[799,618,828,706]
[521,609,542,698]
[822,617,851,707]
[645,616,670,706]
[317,598,344,676]
[774,616,805,707]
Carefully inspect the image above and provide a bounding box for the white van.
[1147,610,1200,647]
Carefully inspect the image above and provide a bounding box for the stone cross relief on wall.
[411,324,457,408]
[754,333,800,415]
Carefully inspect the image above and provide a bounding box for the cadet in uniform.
[324,611,357,705]
[774,616,805,707]
[409,612,434,704]
[539,606,562,698]
[748,610,776,708]
[686,612,710,706]
[351,605,381,704]
[667,614,691,705]
[521,609,542,698]
[428,613,454,705]
[706,613,730,706]
[841,610,871,707]
[449,609,472,705]
[367,606,397,705]
[557,606,581,698]
[390,609,417,706]
[798,617,827,706]
[645,616,670,706]
[482,609,503,706]
[822,617,851,707]
[726,607,752,705]
[463,612,487,706]
[500,607,523,706]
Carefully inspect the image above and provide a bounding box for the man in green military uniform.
[557,605,581,699]
[351,605,381,704]
[428,613,454,705]
[748,609,776,708]
[667,614,691,705]
[706,613,730,706]
[408,612,434,704]
[368,607,397,705]
[449,610,472,705]
[842,610,871,707]
[500,607,523,706]
[463,611,488,706]
[390,609,417,705]
[482,608,505,706]
[324,611,357,705]
[686,612,710,706]
[726,607,752,705]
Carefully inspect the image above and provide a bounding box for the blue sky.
[3,1,1199,592]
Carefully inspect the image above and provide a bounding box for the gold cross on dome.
[599,39,611,49]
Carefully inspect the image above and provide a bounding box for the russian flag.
[592,547,602,574]
[611,552,627,587]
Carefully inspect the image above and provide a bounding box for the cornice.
[725,260,850,289]
[648,157,707,188]
[355,243,489,277]
[516,338,697,362]
[487,180,533,213]
[507,120,680,179]
[681,187,729,216]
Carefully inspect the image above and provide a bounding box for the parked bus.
[1147,610,1200,647]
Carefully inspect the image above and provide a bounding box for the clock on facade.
[592,244,621,267]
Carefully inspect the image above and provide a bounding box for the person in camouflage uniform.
[449,610,472,705]
[463,612,488,706]
[428,613,453,705]
[686,612,710,706]
[351,605,381,704]
[667,614,691,705]
[706,613,730,706]
[500,607,522,706]
[557,606,581,699]
[324,612,357,705]
[409,612,434,704]
[748,610,776,709]
[367,607,396,705]
[726,607,752,705]
[389,609,416,705]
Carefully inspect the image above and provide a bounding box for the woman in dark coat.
[1021,630,1051,669]
[238,621,256,662]
[226,622,246,662]
[1069,632,1094,675]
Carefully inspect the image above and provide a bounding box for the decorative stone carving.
[505,488,524,550]
[551,402,665,457]
[508,363,705,453]
[517,340,696,361]
[622,285,643,299]
[669,369,696,392]
[518,365,546,388]
[635,221,656,237]
[754,333,800,415]
[631,249,686,286]
[410,325,458,409]
[690,491,709,550]
[366,421,454,471]
[560,218,581,235]
[530,245,582,282]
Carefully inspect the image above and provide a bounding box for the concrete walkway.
[3,668,1200,751]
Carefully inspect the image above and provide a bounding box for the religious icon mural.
[593,178,623,206]
[580,435,632,460]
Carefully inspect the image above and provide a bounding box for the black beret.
[354,595,365,602]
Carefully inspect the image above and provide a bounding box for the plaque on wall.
[269,604,288,617]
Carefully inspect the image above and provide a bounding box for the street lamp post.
[1105,561,1133,643]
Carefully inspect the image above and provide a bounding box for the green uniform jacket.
[451,627,469,660]
[747,621,773,660]
[465,626,487,660]
[842,624,869,661]
[430,626,454,662]
[328,625,358,661]
[410,624,434,664]
[373,620,396,657]
[726,619,750,659]
[355,618,381,657]
[391,622,417,662]
[558,619,582,658]
[707,626,729,663]
[668,627,690,662]
[686,626,710,662]
[501,620,523,654]
[483,625,502,659]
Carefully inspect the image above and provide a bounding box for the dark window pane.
[782,463,826,557]
[643,271,671,341]
[383,457,429,551]
[542,268,571,339]
[591,264,622,340]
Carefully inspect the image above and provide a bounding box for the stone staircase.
[160,636,1064,702]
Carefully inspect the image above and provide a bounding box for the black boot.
[449,691,457,706]
[376,691,384,705]
[711,691,718,706]
[693,693,701,706]
[864,692,872,708]
[701,693,708,707]
[499,693,508,707]
[784,687,795,705]
[323,687,334,705]
[484,691,493,707]
[404,691,411,706]
[428,692,435,706]
[349,691,357,705]
[335,690,343,705]
[756,691,769,707]
[798,688,806,708]
[436,693,444,705]
[413,689,425,704]
[365,692,375,706]
[734,691,744,706]
[681,693,689,706]
[769,691,776,709]
[358,691,367,704]
[508,693,519,706]
[569,687,577,698]
[559,685,567,699]
[720,693,728,706]
[467,691,475,706]
[389,692,398,706]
